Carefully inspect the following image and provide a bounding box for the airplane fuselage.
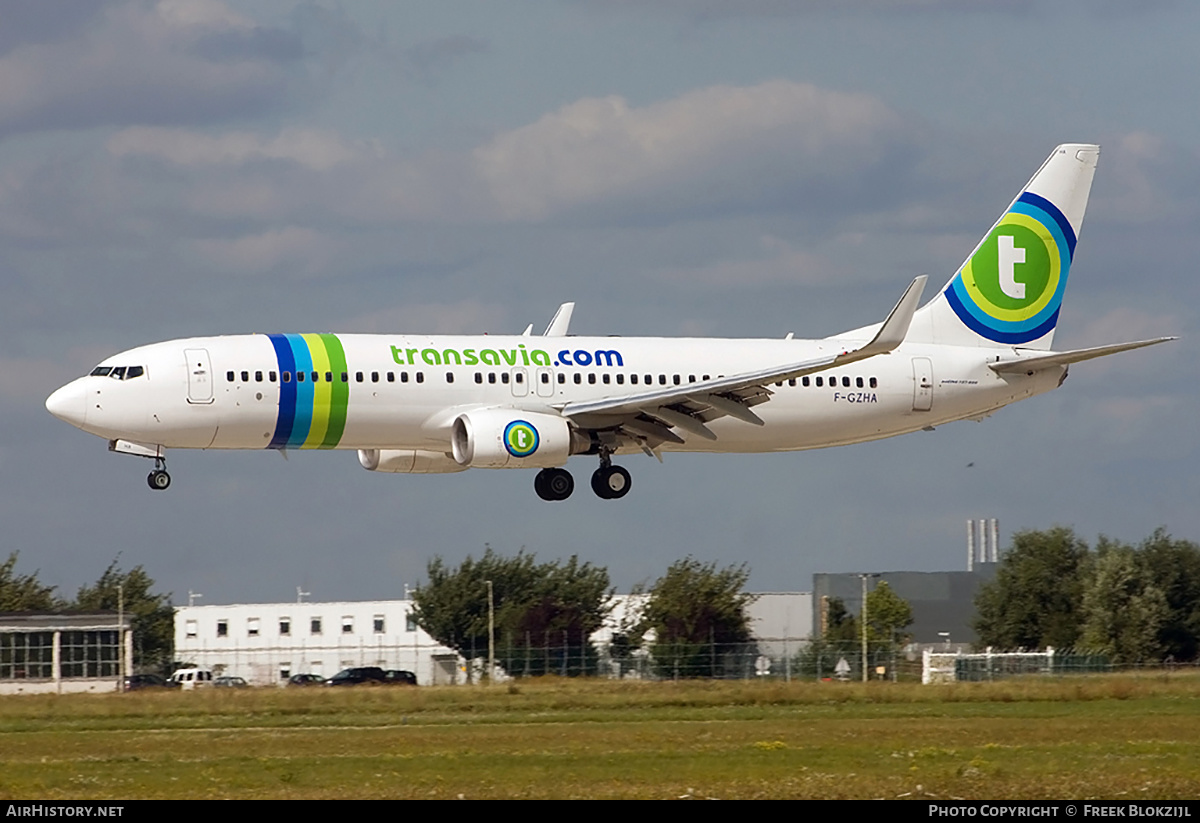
[50,332,1061,456]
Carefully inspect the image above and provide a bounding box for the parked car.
[286,673,326,687]
[213,676,249,688]
[168,668,214,690]
[326,667,388,686]
[123,673,175,691]
[383,670,417,686]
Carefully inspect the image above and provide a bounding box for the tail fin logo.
[945,192,1076,344]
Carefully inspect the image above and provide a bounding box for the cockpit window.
[90,365,145,380]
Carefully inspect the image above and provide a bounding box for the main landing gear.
[534,450,631,501]
[146,458,171,491]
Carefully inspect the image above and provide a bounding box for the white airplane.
[46,144,1174,501]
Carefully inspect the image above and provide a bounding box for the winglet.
[854,275,926,357]
[543,302,575,337]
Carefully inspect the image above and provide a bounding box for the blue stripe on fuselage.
[268,334,297,449]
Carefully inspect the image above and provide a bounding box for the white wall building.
[174,593,814,686]
[174,601,461,686]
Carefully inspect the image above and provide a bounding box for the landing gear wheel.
[591,465,631,500]
[147,470,171,491]
[534,468,574,501]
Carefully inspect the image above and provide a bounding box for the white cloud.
[656,235,838,288]
[339,301,509,335]
[107,127,367,171]
[0,0,301,137]
[192,226,332,275]
[472,80,909,221]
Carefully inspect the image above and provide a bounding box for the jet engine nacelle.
[451,408,573,469]
[357,449,467,474]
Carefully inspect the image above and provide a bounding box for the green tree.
[972,527,1090,650]
[865,581,914,645]
[636,558,755,678]
[72,558,175,672]
[1079,540,1168,664]
[1133,529,1200,661]
[412,548,613,679]
[0,552,61,612]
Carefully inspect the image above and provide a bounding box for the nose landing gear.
[146,458,171,491]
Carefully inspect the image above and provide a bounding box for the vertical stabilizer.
[910,144,1099,349]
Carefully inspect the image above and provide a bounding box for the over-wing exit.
[46,145,1175,500]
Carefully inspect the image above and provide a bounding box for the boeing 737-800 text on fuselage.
[46,145,1174,500]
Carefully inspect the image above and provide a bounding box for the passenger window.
[602,374,610,384]
[616,374,624,385]
[356,372,363,382]
[815,376,823,387]
[389,372,397,382]
[646,375,653,385]
[255,371,263,382]
[312,371,319,383]
[446,372,454,383]
[341,372,348,383]
[688,375,696,383]
[475,372,483,384]
[241,371,250,382]
[488,373,496,384]
[416,372,424,383]
[802,376,810,387]
[869,377,878,389]
[226,371,235,382]
[501,373,509,384]
[703,375,710,381]
[283,372,291,383]
[325,372,332,383]
[856,377,864,388]
[573,374,581,384]
[269,371,277,382]
[297,372,305,382]
[557,374,565,384]
[842,376,850,388]
[588,374,596,385]
[515,372,523,384]
[541,373,550,384]
[788,379,796,387]
[371,372,379,383]
[631,374,638,385]
[659,375,667,385]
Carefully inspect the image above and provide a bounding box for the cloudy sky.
[5,0,1197,606]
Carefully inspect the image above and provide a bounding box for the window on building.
[217,620,228,638]
[280,665,291,681]
[406,613,418,633]
[185,620,197,639]
[279,618,291,636]
[342,616,353,634]
[247,618,260,637]
[311,617,322,635]
[373,615,385,634]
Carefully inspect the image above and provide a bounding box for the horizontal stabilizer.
[989,337,1177,374]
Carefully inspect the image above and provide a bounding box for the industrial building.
[0,612,133,695]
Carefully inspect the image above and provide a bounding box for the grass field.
[1,674,1198,799]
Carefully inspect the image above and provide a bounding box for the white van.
[169,668,214,690]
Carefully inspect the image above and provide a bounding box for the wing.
[560,276,927,447]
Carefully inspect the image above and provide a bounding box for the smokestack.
[990,518,999,563]
[978,519,987,565]
[967,519,975,571]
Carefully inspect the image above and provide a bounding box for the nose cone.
[46,379,87,428]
